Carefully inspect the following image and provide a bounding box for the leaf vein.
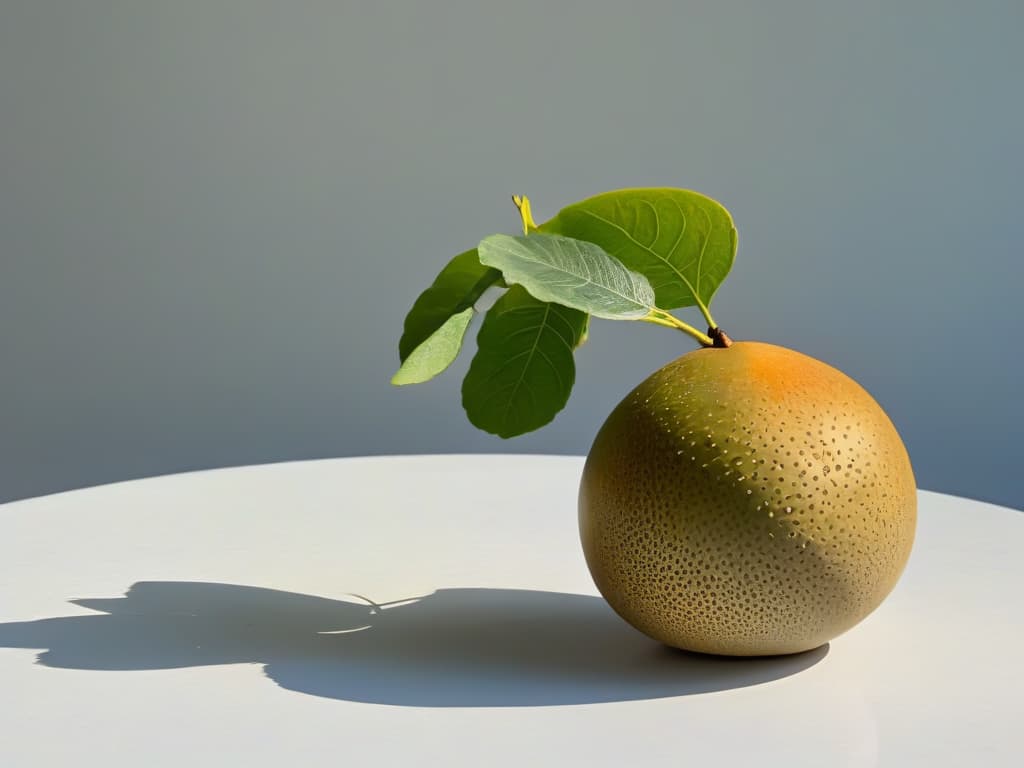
[696,204,713,299]
[577,208,702,305]
[500,303,551,430]
[641,199,660,250]
[535,346,565,392]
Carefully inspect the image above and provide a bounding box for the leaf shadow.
[0,582,828,707]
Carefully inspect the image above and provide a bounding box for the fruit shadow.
[0,582,827,707]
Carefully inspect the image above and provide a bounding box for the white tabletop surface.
[1,454,1021,767]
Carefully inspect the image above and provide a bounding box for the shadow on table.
[0,582,827,707]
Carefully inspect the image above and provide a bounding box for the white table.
[1,455,1020,766]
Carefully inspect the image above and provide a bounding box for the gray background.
[1,1,1021,510]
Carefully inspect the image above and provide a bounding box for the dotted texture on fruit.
[578,342,916,656]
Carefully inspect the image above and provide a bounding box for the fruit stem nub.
[708,327,733,348]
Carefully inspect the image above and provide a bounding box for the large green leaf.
[462,286,586,438]
[478,233,656,320]
[543,188,737,310]
[398,248,501,362]
[391,307,474,385]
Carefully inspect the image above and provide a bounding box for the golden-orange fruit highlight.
[578,342,916,655]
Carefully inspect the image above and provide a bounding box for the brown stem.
[708,327,734,348]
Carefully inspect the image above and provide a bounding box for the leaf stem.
[641,310,715,347]
[695,298,717,330]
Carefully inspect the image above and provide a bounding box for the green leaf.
[462,286,586,438]
[478,233,656,320]
[398,248,501,362]
[543,188,737,310]
[391,307,474,386]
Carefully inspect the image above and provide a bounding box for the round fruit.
[578,341,916,656]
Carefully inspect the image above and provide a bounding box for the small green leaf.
[544,188,737,310]
[391,307,474,386]
[462,286,586,438]
[398,248,501,362]
[478,233,656,320]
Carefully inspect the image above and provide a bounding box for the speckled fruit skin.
[578,342,916,656]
